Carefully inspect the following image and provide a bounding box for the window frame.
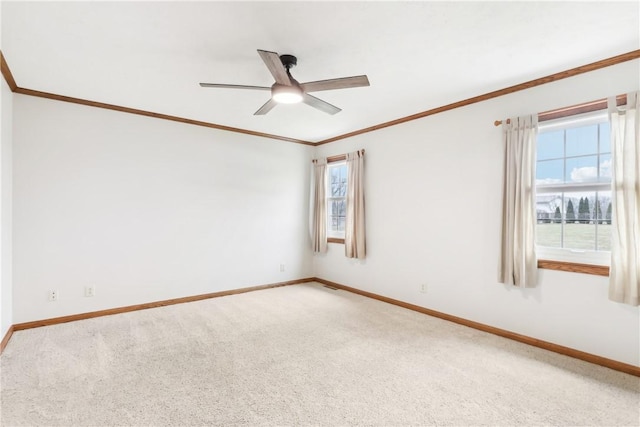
[535,109,612,274]
[326,155,348,244]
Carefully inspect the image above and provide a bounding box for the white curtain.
[499,116,538,287]
[345,150,366,259]
[608,92,640,306]
[310,158,328,253]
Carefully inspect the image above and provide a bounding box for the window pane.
[536,193,563,248]
[566,125,598,157]
[537,131,564,160]
[566,155,598,183]
[536,159,563,184]
[599,122,611,153]
[328,199,346,233]
[329,199,345,217]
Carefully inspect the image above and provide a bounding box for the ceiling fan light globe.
[272,85,303,104]
[273,92,303,104]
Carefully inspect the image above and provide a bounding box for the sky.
[536,122,610,185]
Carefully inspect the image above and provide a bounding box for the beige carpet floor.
[1,282,639,426]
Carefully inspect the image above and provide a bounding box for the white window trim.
[536,246,611,266]
[536,182,610,195]
[537,110,608,132]
[535,110,611,267]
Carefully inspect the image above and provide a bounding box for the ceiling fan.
[199,49,370,115]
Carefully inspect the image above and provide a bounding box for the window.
[327,161,347,240]
[535,110,611,266]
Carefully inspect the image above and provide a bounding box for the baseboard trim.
[312,277,640,377]
[0,325,14,353]
[6,277,639,377]
[11,278,316,333]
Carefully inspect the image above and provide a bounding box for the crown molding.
[0,51,18,91]
[315,49,640,145]
[3,49,639,146]
[0,51,314,146]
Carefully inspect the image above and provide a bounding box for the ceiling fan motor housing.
[279,54,297,69]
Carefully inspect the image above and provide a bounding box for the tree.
[554,206,562,223]
[578,197,585,223]
[582,197,590,224]
[566,200,576,223]
[606,202,612,224]
[595,202,603,224]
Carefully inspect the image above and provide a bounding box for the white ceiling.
[2,1,639,143]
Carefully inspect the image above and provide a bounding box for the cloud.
[570,160,611,182]
[536,178,562,185]
[570,166,597,182]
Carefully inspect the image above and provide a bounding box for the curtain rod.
[313,149,365,163]
[494,94,627,126]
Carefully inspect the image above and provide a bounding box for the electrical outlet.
[279,264,285,272]
[84,286,95,297]
[420,283,427,294]
[48,290,58,302]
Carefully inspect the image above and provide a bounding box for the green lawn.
[536,223,611,251]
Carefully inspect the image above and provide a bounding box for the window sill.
[327,237,345,244]
[538,259,609,276]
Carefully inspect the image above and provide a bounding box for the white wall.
[313,60,640,366]
[1,76,13,339]
[12,95,313,323]
[7,57,640,367]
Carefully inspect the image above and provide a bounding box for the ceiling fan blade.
[199,83,270,91]
[257,49,291,86]
[302,93,341,115]
[254,98,278,115]
[300,75,370,93]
